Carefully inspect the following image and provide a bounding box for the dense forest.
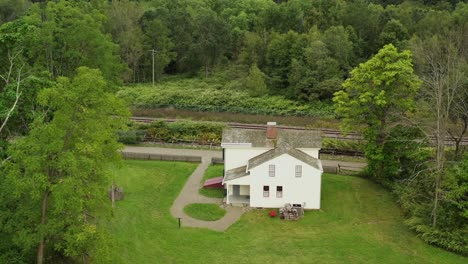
[0,0,467,263]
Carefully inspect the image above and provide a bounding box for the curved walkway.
[123,146,367,231]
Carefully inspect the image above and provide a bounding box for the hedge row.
[118,120,226,145]
[322,138,365,152]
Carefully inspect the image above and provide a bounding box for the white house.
[221,122,323,209]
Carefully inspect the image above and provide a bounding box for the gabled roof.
[222,128,321,148]
[224,165,249,182]
[248,144,321,170]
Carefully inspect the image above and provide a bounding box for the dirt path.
[122,146,367,231]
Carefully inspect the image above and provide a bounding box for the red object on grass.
[269,210,276,217]
[203,177,224,188]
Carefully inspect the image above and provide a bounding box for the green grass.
[117,78,334,117]
[105,160,467,264]
[184,203,226,221]
[199,164,225,198]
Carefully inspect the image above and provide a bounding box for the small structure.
[279,203,304,220]
[203,176,224,188]
[108,187,124,201]
[222,122,323,209]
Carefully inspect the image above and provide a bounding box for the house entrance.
[228,184,250,206]
[233,185,240,196]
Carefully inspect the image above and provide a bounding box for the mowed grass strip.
[184,203,226,221]
[106,160,467,264]
[199,164,225,198]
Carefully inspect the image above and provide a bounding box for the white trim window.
[269,164,275,177]
[295,165,302,177]
[263,186,270,197]
[276,186,283,198]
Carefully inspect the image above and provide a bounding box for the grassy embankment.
[105,160,466,263]
[117,78,339,128]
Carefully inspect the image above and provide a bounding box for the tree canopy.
[0,67,129,263]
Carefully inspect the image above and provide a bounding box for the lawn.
[105,160,467,264]
[199,164,225,198]
[184,203,226,221]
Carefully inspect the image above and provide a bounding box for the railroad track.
[130,116,362,139]
[129,116,468,145]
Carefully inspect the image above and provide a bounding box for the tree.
[0,51,23,136]
[333,44,421,181]
[323,25,354,71]
[265,31,308,91]
[141,17,176,82]
[411,31,467,226]
[0,18,53,161]
[448,86,468,160]
[379,19,409,49]
[238,31,266,67]
[245,63,267,97]
[189,8,231,77]
[0,0,31,24]
[105,0,145,82]
[25,0,126,83]
[0,67,128,263]
[343,1,385,56]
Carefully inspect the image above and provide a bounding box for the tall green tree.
[0,18,53,159]
[0,67,128,263]
[411,30,467,227]
[265,31,307,91]
[106,0,145,82]
[288,29,343,101]
[140,15,176,82]
[25,0,126,82]
[323,25,354,71]
[333,44,421,181]
[190,8,231,77]
[379,19,409,49]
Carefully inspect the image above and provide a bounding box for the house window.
[269,165,275,177]
[295,165,302,177]
[276,186,283,198]
[263,186,270,197]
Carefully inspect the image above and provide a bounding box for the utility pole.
[148,49,156,87]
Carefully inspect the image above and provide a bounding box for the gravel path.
[122,146,367,231]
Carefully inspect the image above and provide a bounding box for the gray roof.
[248,144,321,170]
[224,165,249,181]
[222,128,322,148]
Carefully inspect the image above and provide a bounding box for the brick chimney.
[266,122,278,139]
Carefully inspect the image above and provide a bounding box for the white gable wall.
[224,147,271,171]
[249,154,322,209]
[296,148,320,159]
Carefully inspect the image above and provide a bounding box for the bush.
[117,79,334,117]
[322,138,365,152]
[144,120,225,144]
[117,130,145,144]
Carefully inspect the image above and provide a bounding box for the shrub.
[117,130,145,144]
[122,119,225,145]
[117,79,334,117]
[322,138,364,152]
